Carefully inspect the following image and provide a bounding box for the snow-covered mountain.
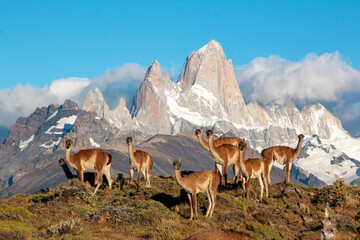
[0,40,359,197]
[81,40,359,186]
[295,132,360,185]
[85,40,345,138]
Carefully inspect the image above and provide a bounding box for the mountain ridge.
[0,40,359,197]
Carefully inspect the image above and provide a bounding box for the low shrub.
[48,218,82,236]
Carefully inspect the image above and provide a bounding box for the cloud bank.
[0,63,147,137]
[0,77,91,132]
[235,52,360,136]
[88,63,146,109]
[236,52,360,105]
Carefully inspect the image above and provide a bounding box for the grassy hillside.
[0,175,359,239]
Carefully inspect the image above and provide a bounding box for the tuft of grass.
[217,193,246,208]
[246,221,287,239]
[142,219,185,240]
[0,220,37,239]
[0,205,32,219]
[70,204,92,214]
[129,199,177,222]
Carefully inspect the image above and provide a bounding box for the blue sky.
[1,1,360,138]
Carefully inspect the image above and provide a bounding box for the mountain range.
[0,40,359,197]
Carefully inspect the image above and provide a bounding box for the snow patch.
[40,137,62,149]
[164,84,225,126]
[46,110,58,121]
[45,115,77,135]
[19,135,34,151]
[89,138,100,148]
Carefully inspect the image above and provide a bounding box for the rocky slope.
[0,100,122,197]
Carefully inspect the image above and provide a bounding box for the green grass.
[0,220,38,239]
[0,205,32,219]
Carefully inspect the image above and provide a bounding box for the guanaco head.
[298,134,305,140]
[238,140,247,151]
[125,135,134,145]
[194,127,203,136]
[59,158,66,165]
[205,127,214,138]
[65,137,73,149]
[168,158,181,170]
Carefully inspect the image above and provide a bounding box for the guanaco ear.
[178,158,181,163]
[205,126,208,131]
[200,126,203,131]
[131,134,134,138]
[167,159,173,165]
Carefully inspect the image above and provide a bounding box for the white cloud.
[236,52,360,105]
[91,63,146,88]
[86,63,147,109]
[235,52,360,136]
[0,84,57,128]
[49,77,91,101]
[0,77,90,129]
[0,63,147,130]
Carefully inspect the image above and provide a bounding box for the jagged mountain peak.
[114,97,127,113]
[82,88,133,130]
[83,88,108,114]
[197,39,224,56]
[145,60,161,79]
[88,87,106,102]
[93,87,103,95]
[62,99,79,111]
[175,40,247,124]
[177,40,229,88]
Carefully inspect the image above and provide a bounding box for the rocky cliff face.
[245,102,346,138]
[0,100,120,197]
[1,104,59,155]
[83,88,133,131]
[85,40,345,141]
[131,60,174,134]
[177,40,248,124]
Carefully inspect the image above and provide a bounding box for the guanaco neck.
[207,135,217,154]
[174,168,186,188]
[127,142,136,163]
[294,138,304,157]
[65,147,79,170]
[239,149,246,174]
[196,134,210,151]
[65,147,72,163]
[208,134,224,162]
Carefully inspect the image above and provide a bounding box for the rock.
[83,88,134,131]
